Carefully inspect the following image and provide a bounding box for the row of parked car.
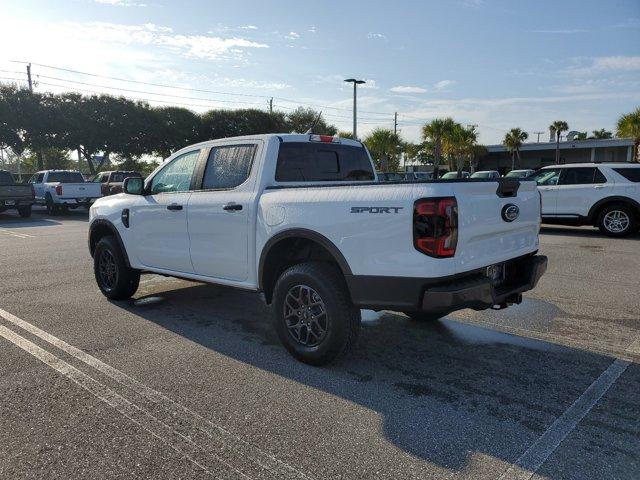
[0,169,141,217]
[378,169,536,181]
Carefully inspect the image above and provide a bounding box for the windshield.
[471,172,494,178]
[48,171,85,183]
[505,170,528,178]
[0,171,15,185]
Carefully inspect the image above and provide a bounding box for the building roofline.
[486,137,634,153]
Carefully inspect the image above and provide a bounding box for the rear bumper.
[1,198,34,207]
[346,253,547,314]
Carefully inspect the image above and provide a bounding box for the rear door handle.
[167,203,183,211]
[223,203,243,211]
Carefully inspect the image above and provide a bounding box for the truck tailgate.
[0,185,32,200]
[452,180,540,273]
[53,183,102,198]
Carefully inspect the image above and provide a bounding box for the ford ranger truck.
[88,134,548,365]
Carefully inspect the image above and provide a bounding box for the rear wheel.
[17,205,32,218]
[94,235,140,300]
[403,311,444,322]
[597,204,637,237]
[272,262,360,366]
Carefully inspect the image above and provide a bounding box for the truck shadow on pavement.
[121,281,637,474]
[0,207,88,227]
[540,225,640,239]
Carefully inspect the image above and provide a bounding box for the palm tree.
[450,124,478,175]
[550,120,569,164]
[617,107,640,162]
[362,128,402,171]
[592,128,612,139]
[422,118,455,178]
[503,128,529,171]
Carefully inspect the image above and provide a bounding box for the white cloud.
[286,31,300,40]
[94,0,147,6]
[458,0,484,8]
[239,25,258,30]
[391,85,428,94]
[59,22,269,60]
[308,25,317,34]
[565,56,640,76]
[367,32,387,40]
[359,79,378,89]
[433,79,457,90]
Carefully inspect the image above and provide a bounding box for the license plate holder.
[4,200,16,206]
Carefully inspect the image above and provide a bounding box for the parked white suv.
[531,163,640,236]
[88,134,547,365]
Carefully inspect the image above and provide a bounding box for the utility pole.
[394,112,398,135]
[27,63,33,92]
[269,98,273,114]
[534,131,544,143]
[344,78,365,139]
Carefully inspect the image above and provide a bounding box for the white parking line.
[0,308,312,480]
[498,358,630,480]
[0,228,34,239]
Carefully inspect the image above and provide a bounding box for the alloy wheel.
[283,285,329,347]
[98,249,118,291]
[603,210,630,233]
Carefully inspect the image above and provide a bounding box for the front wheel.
[597,204,637,237]
[17,205,32,218]
[94,235,140,300]
[272,262,360,366]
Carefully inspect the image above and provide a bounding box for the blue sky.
[1,0,639,144]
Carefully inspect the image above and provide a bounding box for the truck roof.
[177,133,364,153]
[540,163,640,169]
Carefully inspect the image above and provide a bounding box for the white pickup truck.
[88,134,547,365]
[30,170,102,215]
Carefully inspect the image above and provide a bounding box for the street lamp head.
[355,80,366,85]
[344,78,366,84]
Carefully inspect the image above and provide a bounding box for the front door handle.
[594,185,605,189]
[167,203,183,211]
[223,203,243,211]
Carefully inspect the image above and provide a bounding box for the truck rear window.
[613,168,640,182]
[0,171,15,185]
[48,172,85,183]
[275,143,375,182]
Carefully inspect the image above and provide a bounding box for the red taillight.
[413,197,458,258]
[309,134,339,143]
[55,185,62,196]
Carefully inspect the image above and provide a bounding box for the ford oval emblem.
[502,204,519,222]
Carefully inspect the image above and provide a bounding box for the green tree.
[591,128,612,139]
[616,107,640,161]
[503,128,529,171]
[152,106,201,158]
[550,120,569,164]
[285,107,337,135]
[363,128,402,171]
[22,147,73,170]
[422,118,456,178]
[337,131,355,139]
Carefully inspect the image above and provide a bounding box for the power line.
[11,60,393,116]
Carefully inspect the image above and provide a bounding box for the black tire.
[403,311,444,322]
[93,235,140,300]
[597,203,637,237]
[45,194,58,215]
[272,262,360,366]
[17,205,32,218]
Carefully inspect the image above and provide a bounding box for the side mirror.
[123,177,144,195]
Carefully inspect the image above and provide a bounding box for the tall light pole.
[344,78,365,139]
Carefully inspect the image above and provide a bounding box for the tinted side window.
[594,168,607,183]
[531,169,560,186]
[276,143,375,182]
[559,168,598,185]
[613,168,640,182]
[0,171,14,185]
[151,150,200,194]
[202,145,256,190]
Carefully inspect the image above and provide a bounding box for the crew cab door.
[556,167,611,217]
[531,169,561,215]
[187,142,260,281]
[129,149,201,273]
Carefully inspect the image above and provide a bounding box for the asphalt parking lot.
[0,208,638,480]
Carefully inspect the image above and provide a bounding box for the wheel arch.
[587,196,640,224]
[88,219,131,267]
[258,229,352,304]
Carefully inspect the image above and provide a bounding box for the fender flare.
[258,228,352,291]
[88,219,132,267]
[587,196,640,223]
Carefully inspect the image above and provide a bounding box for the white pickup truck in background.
[30,170,103,215]
[88,134,547,365]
